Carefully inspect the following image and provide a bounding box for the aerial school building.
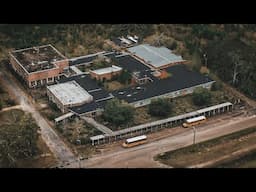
[9,43,215,117]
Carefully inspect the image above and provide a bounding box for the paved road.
[67,114,256,168]
[0,70,76,165]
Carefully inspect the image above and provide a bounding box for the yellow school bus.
[182,116,206,128]
[122,135,147,148]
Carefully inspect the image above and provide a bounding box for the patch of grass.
[104,81,126,91]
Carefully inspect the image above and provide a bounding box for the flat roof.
[60,74,100,91]
[90,135,105,140]
[128,44,185,68]
[186,115,206,123]
[126,135,147,143]
[11,44,66,73]
[54,112,74,123]
[60,74,112,101]
[91,65,122,75]
[116,55,150,72]
[115,55,158,81]
[196,102,233,114]
[60,74,113,115]
[47,81,93,106]
[70,99,108,114]
[112,64,214,103]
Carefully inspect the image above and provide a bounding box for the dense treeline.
[206,40,256,99]
[1,24,256,99]
[0,24,154,57]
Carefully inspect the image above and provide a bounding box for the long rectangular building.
[112,64,215,107]
[47,80,93,113]
[128,44,186,69]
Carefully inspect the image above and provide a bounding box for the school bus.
[182,115,206,128]
[122,135,147,148]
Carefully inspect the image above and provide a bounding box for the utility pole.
[192,126,196,145]
[203,53,207,67]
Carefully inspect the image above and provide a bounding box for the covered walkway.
[90,102,233,145]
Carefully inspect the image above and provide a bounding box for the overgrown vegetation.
[0,79,16,109]
[148,98,172,117]
[40,101,62,121]
[0,24,154,58]
[91,55,112,70]
[206,39,256,99]
[1,24,255,101]
[102,99,134,126]
[116,70,132,85]
[211,81,223,91]
[0,109,39,167]
[56,118,101,145]
[192,87,212,106]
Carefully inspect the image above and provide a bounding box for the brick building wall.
[9,53,69,88]
[90,70,122,81]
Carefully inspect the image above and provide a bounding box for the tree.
[0,113,39,167]
[148,98,172,117]
[0,100,2,110]
[228,51,244,85]
[169,41,177,50]
[0,86,5,94]
[191,50,202,71]
[102,99,134,126]
[118,70,132,85]
[211,81,223,91]
[192,87,212,106]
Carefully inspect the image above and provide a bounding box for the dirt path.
[66,114,256,168]
[0,105,22,112]
[0,70,76,165]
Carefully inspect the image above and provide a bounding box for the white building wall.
[130,81,215,108]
